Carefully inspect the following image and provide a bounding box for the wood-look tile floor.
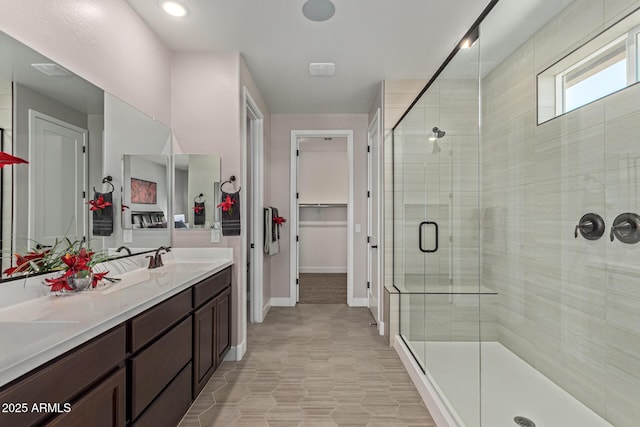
[179,304,435,427]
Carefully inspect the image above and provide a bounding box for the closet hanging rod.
[299,203,347,207]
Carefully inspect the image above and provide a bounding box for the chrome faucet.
[115,246,132,255]
[147,246,171,269]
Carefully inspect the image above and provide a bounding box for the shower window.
[537,7,640,123]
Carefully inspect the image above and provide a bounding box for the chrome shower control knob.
[610,213,640,244]
[574,213,605,240]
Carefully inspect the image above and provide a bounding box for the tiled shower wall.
[480,0,640,424]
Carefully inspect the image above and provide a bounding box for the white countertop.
[0,248,234,387]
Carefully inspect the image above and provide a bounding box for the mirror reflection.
[103,94,171,252]
[122,154,169,230]
[174,154,221,229]
[0,30,104,279]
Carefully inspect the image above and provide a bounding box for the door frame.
[27,109,88,249]
[367,109,383,333]
[241,87,264,349]
[290,129,354,306]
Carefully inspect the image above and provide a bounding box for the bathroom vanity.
[0,251,233,427]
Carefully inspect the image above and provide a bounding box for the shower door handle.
[419,221,439,253]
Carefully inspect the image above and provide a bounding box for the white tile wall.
[481,0,640,424]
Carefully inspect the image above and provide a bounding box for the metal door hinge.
[367,191,370,198]
[367,281,370,289]
[82,191,86,198]
[296,192,299,199]
[296,149,299,156]
[296,235,299,242]
[250,243,255,249]
[367,145,370,153]
[82,146,86,153]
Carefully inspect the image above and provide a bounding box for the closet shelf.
[299,203,347,207]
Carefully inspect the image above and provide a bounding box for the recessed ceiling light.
[302,0,335,22]
[161,1,188,17]
[309,62,336,76]
[31,63,73,77]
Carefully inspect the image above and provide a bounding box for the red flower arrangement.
[193,205,204,214]
[273,216,286,226]
[217,195,235,214]
[3,239,111,293]
[87,195,112,211]
[43,248,108,292]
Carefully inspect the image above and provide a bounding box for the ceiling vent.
[309,62,335,76]
[31,63,73,77]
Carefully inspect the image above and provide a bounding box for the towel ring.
[221,175,241,193]
[194,193,205,203]
[93,176,114,194]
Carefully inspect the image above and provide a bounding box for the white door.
[295,138,300,303]
[367,110,382,325]
[29,111,87,248]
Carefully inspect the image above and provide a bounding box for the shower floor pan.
[397,340,612,427]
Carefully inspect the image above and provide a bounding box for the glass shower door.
[394,37,482,426]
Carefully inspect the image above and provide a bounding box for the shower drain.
[514,416,536,427]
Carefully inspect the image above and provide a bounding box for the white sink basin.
[98,262,218,295]
[149,262,217,275]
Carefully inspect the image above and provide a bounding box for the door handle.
[419,221,438,253]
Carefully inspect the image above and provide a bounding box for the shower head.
[429,127,446,153]
[432,127,446,138]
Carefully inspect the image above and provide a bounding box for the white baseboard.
[299,267,347,273]
[262,298,272,319]
[224,339,247,362]
[349,297,368,307]
[394,336,458,427]
[270,297,295,307]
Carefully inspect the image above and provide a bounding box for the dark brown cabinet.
[0,266,233,427]
[46,367,126,427]
[0,325,126,427]
[216,287,231,364]
[192,270,232,398]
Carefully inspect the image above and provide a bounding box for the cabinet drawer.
[46,367,126,427]
[132,362,192,427]
[0,325,126,427]
[130,316,192,420]
[193,267,231,308]
[129,289,192,352]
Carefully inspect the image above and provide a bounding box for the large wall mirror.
[173,154,221,230]
[0,30,171,280]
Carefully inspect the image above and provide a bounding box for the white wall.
[0,0,172,125]
[171,52,272,349]
[270,114,369,300]
[298,140,348,204]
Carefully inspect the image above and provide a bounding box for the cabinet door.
[192,298,216,398]
[216,287,231,366]
[46,367,126,427]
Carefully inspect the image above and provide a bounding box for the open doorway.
[297,136,348,303]
[289,130,354,306]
